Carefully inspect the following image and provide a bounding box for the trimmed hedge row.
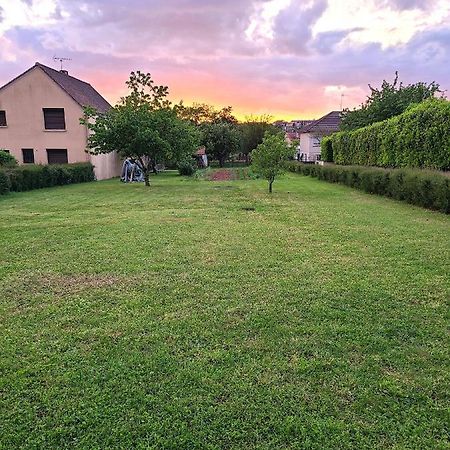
[321,99,450,170]
[0,163,95,195]
[286,162,450,213]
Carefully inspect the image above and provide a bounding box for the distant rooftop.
[299,111,341,134]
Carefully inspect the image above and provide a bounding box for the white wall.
[299,133,322,162]
[90,152,122,180]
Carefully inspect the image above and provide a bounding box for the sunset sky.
[1,0,449,120]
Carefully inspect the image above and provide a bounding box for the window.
[47,149,68,164]
[311,136,322,148]
[43,108,66,130]
[0,110,6,127]
[22,148,35,164]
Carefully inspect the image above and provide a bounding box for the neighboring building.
[296,111,341,162]
[291,119,314,129]
[273,120,289,131]
[195,146,208,168]
[0,62,121,180]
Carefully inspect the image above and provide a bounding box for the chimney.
[60,70,69,75]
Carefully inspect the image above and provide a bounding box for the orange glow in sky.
[1,0,449,121]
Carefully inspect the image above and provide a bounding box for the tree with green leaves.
[201,122,241,167]
[251,132,293,193]
[81,72,199,186]
[341,72,443,131]
[175,102,238,125]
[240,115,280,163]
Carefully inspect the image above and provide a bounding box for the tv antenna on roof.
[53,56,72,71]
[340,93,346,111]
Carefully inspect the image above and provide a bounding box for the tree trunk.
[269,178,274,193]
[144,170,150,187]
[219,157,225,168]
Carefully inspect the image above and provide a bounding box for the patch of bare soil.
[210,169,233,181]
[7,273,127,301]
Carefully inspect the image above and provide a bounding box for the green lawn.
[1,172,449,449]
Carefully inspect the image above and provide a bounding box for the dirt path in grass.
[210,169,233,181]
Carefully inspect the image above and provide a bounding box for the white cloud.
[246,0,292,43]
[0,0,58,35]
[313,0,450,49]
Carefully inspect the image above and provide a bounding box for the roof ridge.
[300,110,341,133]
[0,62,111,113]
[35,62,92,86]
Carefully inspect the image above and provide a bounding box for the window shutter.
[43,108,66,130]
[22,149,35,164]
[46,149,68,164]
[0,111,6,126]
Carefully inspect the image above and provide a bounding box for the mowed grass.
[1,172,449,449]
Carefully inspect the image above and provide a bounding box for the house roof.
[286,132,300,140]
[0,62,111,113]
[299,111,341,134]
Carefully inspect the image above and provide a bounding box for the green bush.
[320,138,333,162]
[286,162,449,213]
[327,99,450,170]
[0,163,95,195]
[177,160,196,176]
[0,170,10,194]
[0,150,17,167]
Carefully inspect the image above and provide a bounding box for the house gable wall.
[0,66,88,165]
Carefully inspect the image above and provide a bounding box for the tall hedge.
[0,163,95,195]
[322,99,450,170]
[286,162,450,214]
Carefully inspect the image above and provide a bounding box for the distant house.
[274,119,314,133]
[296,111,341,162]
[0,62,121,180]
[195,146,208,168]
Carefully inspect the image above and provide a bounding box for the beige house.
[0,62,121,180]
[296,111,341,162]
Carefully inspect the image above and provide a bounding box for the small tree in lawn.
[252,132,293,193]
[81,71,198,186]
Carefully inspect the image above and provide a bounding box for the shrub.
[0,150,17,167]
[320,138,333,162]
[177,160,196,176]
[286,162,449,213]
[0,170,10,194]
[327,99,450,170]
[0,163,95,195]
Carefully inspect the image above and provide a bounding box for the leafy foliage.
[327,99,450,170]
[122,71,171,109]
[177,160,196,176]
[239,115,281,162]
[201,122,241,168]
[320,138,333,162]
[287,162,449,213]
[251,132,293,192]
[0,170,10,194]
[0,163,95,195]
[175,102,238,125]
[82,72,199,186]
[0,150,17,167]
[341,72,443,131]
